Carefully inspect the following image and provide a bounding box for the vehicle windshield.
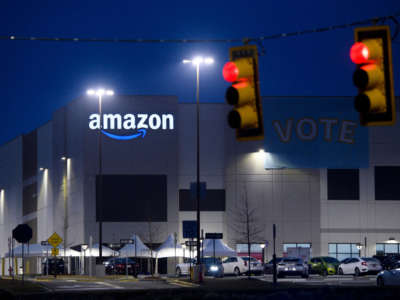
[114,258,135,264]
[283,258,301,263]
[362,257,379,262]
[202,257,221,264]
[241,257,256,261]
[268,258,282,264]
[323,257,339,263]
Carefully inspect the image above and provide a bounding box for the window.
[236,244,263,253]
[179,189,225,211]
[283,243,311,253]
[23,183,37,216]
[375,166,400,200]
[328,243,360,261]
[376,243,400,255]
[96,175,167,222]
[327,169,359,200]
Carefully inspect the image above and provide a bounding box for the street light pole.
[98,93,103,260]
[87,88,114,263]
[183,57,213,270]
[195,62,201,266]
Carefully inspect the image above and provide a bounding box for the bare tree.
[229,184,264,278]
[145,218,162,276]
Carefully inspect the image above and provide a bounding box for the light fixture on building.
[387,237,397,243]
[260,244,265,249]
[81,244,88,251]
[259,149,265,153]
[39,167,44,171]
[86,88,114,96]
[61,156,67,161]
[356,244,363,250]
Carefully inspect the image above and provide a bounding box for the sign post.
[205,233,223,264]
[12,224,33,284]
[47,232,63,278]
[273,224,277,286]
[120,239,134,277]
[41,241,50,276]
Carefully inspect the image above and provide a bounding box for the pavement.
[258,274,378,286]
[1,274,400,300]
[1,273,381,292]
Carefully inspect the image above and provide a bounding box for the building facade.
[0,95,399,262]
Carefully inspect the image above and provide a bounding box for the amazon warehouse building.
[1,95,400,274]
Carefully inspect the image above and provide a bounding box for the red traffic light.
[223,62,239,82]
[350,42,369,64]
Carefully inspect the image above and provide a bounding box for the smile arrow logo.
[101,129,147,140]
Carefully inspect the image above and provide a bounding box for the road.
[258,274,378,286]
[31,274,379,292]
[33,276,198,292]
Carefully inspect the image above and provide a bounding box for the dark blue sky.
[0,0,399,145]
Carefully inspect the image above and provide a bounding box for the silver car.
[277,257,309,278]
[377,262,400,287]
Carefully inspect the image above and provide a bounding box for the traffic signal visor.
[223,58,259,129]
[350,26,395,126]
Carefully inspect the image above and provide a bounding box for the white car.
[338,257,382,276]
[176,258,196,276]
[377,263,400,287]
[222,256,247,276]
[241,256,263,275]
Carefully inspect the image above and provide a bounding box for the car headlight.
[210,265,219,272]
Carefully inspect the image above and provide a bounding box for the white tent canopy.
[86,243,117,257]
[119,234,154,258]
[156,234,191,258]
[5,244,80,257]
[201,239,236,257]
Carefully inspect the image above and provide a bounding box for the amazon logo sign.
[88,113,174,140]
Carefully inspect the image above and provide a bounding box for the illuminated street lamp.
[87,88,114,261]
[81,244,88,275]
[182,57,214,272]
[260,243,266,264]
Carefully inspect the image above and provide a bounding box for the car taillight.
[361,262,367,266]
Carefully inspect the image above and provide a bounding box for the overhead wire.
[0,14,398,45]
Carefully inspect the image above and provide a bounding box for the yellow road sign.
[51,247,59,256]
[47,232,63,248]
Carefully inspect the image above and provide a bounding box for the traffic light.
[350,26,396,126]
[223,45,263,141]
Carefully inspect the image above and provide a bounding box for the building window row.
[327,166,400,200]
[328,243,361,261]
[376,243,400,255]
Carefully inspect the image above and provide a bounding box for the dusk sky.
[0,0,399,145]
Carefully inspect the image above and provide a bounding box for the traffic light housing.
[350,26,396,126]
[223,45,263,141]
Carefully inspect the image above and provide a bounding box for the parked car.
[264,257,282,274]
[222,256,247,276]
[241,256,263,275]
[338,257,382,276]
[377,262,400,287]
[42,258,65,275]
[277,257,309,278]
[373,254,400,270]
[176,257,224,277]
[308,256,340,275]
[104,257,139,276]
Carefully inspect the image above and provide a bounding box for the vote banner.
[263,97,369,169]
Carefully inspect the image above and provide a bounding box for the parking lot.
[1,273,375,292]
